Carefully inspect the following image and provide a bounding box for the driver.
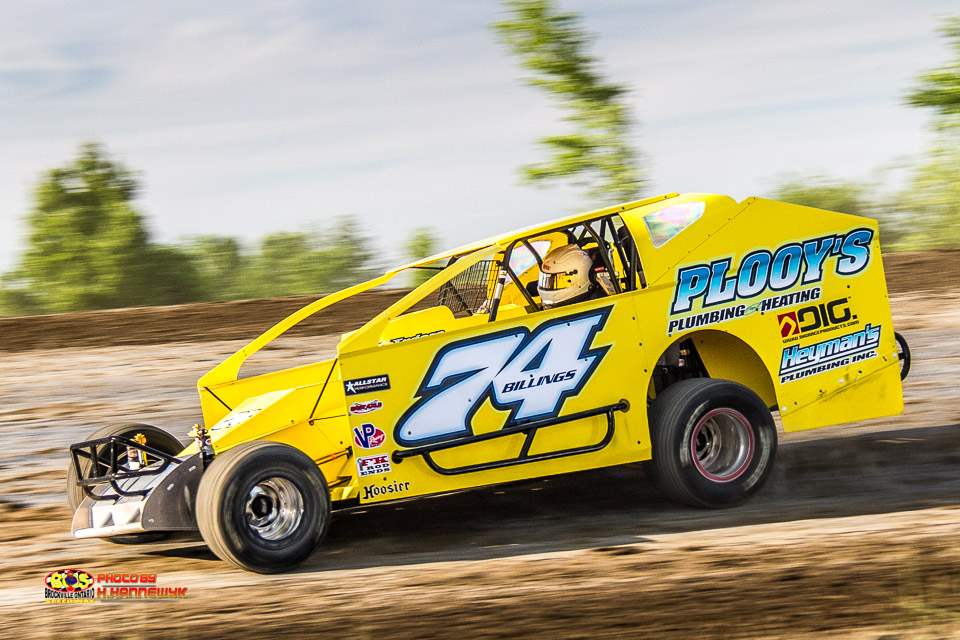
[538,244,608,308]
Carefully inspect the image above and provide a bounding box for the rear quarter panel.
[637,196,902,431]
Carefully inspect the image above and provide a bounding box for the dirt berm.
[0,249,956,352]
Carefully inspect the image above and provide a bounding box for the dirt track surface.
[1,254,959,638]
[0,289,409,352]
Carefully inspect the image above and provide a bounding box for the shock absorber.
[189,424,215,465]
[126,433,148,469]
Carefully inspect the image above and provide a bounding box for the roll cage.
[404,211,645,326]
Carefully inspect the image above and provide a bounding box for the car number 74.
[394,307,612,446]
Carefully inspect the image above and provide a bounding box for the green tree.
[770,174,904,249]
[906,16,960,130]
[16,142,156,312]
[773,174,877,218]
[772,175,874,217]
[2,142,216,315]
[142,245,205,305]
[900,15,960,248]
[404,226,440,287]
[248,231,323,298]
[317,216,379,292]
[246,218,378,298]
[894,147,960,249]
[493,0,644,204]
[2,143,391,315]
[185,235,247,301]
[0,272,44,316]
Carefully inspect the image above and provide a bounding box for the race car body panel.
[635,195,901,431]
[330,193,901,502]
[187,384,356,499]
[339,297,649,503]
[197,273,394,428]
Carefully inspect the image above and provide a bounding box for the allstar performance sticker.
[343,375,390,396]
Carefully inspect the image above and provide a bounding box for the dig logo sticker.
[778,311,800,338]
[353,423,386,449]
[395,306,611,446]
[356,454,391,477]
[779,298,857,342]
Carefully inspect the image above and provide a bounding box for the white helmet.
[538,244,593,308]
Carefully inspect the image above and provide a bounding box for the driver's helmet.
[538,244,593,308]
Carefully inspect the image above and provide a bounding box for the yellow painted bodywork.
[190,193,904,505]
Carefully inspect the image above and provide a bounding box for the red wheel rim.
[690,408,754,482]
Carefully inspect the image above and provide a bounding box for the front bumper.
[70,436,204,538]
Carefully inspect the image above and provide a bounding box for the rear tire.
[196,441,330,573]
[894,332,911,380]
[66,423,185,544]
[649,379,777,508]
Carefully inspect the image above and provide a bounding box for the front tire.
[196,441,330,573]
[649,379,777,508]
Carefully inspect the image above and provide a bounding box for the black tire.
[894,332,911,380]
[196,441,330,573]
[648,379,777,508]
[66,423,185,544]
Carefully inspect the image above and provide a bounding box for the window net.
[436,259,497,316]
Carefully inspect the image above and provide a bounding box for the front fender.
[187,386,359,501]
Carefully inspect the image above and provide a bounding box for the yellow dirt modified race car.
[66,192,912,573]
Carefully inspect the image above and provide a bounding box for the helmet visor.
[538,271,574,291]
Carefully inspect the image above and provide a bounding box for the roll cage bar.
[485,213,642,323]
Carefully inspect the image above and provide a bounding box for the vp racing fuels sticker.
[353,423,386,449]
[395,307,611,446]
[778,323,881,383]
[667,227,874,335]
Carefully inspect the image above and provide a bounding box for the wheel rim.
[244,478,304,541]
[690,408,755,482]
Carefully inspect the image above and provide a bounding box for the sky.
[0,0,956,271]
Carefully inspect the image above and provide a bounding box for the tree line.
[0,143,438,315]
